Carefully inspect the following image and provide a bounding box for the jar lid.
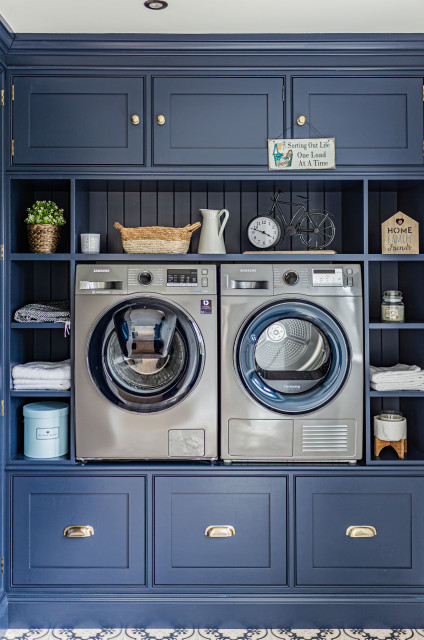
[383,290,402,299]
[378,409,403,420]
[23,401,69,418]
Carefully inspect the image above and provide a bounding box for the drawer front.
[154,476,287,585]
[292,77,423,165]
[296,476,424,585]
[12,476,146,585]
[13,77,144,165]
[153,76,284,166]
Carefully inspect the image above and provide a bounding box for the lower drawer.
[12,475,146,586]
[296,476,424,586]
[154,475,287,586]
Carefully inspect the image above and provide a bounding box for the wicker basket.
[114,221,201,254]
[27,224,61,254]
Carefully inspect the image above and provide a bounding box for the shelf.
[369,323,424,329]
[74,252,366,262]
[370,390,424,397]
[10,390,71,397]
[11,322,67,329]
[11,253,71,261]
[9,454,72,465]
[368,254,424,261]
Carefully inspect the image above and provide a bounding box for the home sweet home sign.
[381,212,419,255]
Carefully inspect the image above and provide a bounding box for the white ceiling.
[0,0,423,34]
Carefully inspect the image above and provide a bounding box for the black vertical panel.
[107,181,124,253]
[398,182,424,250]
[379,190,398,254]
[88,182,108,253]
[342,183,364,254]
[141,180,158,227]
[157,181,174,228]
[368,188,380,253]
[368,263,381,321]
[323,187,342,254]
[207,182,224,211]
[51,188,70,253]
[190,181,207,254]
[369,329,383,367]
[33,263,51,303]
[223,181,241,254]
[289,181,308,251]
[50,263,70,361]
[241,182,259,254]
[124,181,142,229]
[174,181,191,228]
[399,262,424,322]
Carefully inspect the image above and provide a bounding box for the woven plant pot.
[114,221,201,254]
[27,224,61,254]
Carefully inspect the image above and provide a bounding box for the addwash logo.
[284,384,301,390]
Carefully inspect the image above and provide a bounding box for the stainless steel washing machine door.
[87,297,204,412]
[235,300,350,414]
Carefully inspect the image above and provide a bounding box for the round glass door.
[235,300,350,414]
[87,297,204,413]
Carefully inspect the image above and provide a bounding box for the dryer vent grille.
[301,424,349,452]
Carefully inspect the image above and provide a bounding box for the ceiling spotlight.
[144,0,168,8]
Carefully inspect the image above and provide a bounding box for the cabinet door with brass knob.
[13,77,144,165]
[12,476,146,585]
[153,76,284,166]
[292,76,423,166]
[296,476,424,586]
[154,475,287,585]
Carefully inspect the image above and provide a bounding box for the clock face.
[247,216,281,249]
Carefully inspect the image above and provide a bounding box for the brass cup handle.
[297,115,306,126]
[131,114,140,125]
[346,525,377,538]
[157,114,166,125]
[64,525,94,538]
[205,525,235,538]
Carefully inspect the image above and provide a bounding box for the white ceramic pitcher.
[197,209,229,254]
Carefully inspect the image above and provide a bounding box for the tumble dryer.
[75,263,217,461]
[220,264,363,462]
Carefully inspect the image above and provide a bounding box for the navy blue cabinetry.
[12,476,146,585]
[12,77,144,165]
[153,77,284,166]
[292,77,423,165]
[154,476,287,585]
[296,476,424,586]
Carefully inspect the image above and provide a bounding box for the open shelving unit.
[4,175,424,466]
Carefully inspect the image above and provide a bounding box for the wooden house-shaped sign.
[381,211,419,255]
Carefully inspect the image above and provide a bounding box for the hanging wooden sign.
[381,211,419,255]
[268,138,336,170]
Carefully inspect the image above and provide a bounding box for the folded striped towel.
[370,364,424,391]
[13,379,71,391]
[12,360,71,381]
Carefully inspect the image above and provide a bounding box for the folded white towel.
[371,381,424,391]
[370,364,422,383]
[13,379,71,390]
[12,360,71,381]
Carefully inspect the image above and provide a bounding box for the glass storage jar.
[381,290,404,323]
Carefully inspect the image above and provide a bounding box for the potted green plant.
[25,200,66,253]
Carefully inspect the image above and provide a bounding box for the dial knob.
[138,271,153,286]
[283,270,299,286]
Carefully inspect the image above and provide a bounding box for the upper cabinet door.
[153,76,284,166]
[12,76,144,165]
[292,77,423,165]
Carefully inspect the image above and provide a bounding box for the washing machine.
[221,263,363,462]
[75,263,217,461]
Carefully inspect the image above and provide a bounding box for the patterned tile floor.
[2,631,424,640]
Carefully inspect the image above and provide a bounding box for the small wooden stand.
[374,436,407,459]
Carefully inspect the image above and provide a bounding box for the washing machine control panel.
[311,268,343,287]
[166,268,198,286]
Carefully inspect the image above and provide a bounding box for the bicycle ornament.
[247,191,335,250]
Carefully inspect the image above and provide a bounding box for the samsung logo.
[93,269,110,273]
[240,268,257,273]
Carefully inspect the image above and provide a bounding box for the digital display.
[313,270,336,274]
[167,269,198,286]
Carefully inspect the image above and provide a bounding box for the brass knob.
[297,115,306,126]
[205,525,235,538]
[157,114,166,125]
[64,525,94,538]
[346,525,377,538]
[131,115,140,125]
